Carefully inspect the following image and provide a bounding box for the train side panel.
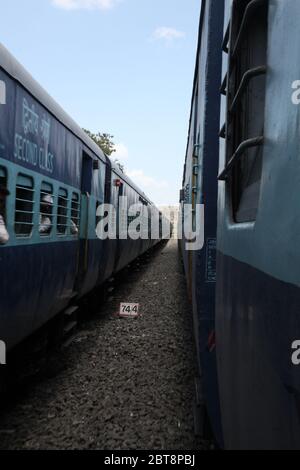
[0,41,167,356]
[0,71,82,348]
[216,0,300,449]
[180,0,224,446]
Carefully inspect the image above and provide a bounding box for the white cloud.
[51,0,118,10]
[127,169,168,191]
[114,143,129,161]
[127,169,177,205]
[152,27,185,43]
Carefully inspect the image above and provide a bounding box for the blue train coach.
[179,0,225,447]
[217,0,300,450]
[0,43,165,354]
[181,0,300,450]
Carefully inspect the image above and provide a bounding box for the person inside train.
[70,219,78,235]
[39,193,53,235]
[0,183,9,245]
[70,196,79,235]
[70,211,79,236]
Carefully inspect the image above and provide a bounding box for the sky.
[1,0,200,205]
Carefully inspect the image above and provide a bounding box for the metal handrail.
[232,0,268,60]
[193,144,201,158]
[219,123,226,139]
[218,136,264,181]
[222,22,230,53]
[220,74,227,96]
[230,66,267,114]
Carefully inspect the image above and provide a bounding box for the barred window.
[57,188,68,235]
[15,174,34,237]
[0,167,8,222]
[95,200,101,228]
[39,182,54,236]
[219,0,268,222]
[71,192,80,235]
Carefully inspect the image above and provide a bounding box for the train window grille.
[191,84,199,232]
[14,174,34,237]
[95,200,101,229]
[0,167,8,228]
[139,197,148,207]
[40,182,54,236]
[57,188,68,235]
[219,0,268,223]
[184,184,190,203]
[192,140,201,232]
[147,206,151,239]
[135,210,141,234]
[127,193,138,229]
[71,192,80,235]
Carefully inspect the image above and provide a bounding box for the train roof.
[0,42,153,205]
[0,43,107,164]
[110,161,154,205]
[182,1,206,186]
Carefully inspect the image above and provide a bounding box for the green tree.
[83,129,126,173]
[83,129,116,156]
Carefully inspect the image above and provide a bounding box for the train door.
[112,173,125,272]
[187,84,199,301]
[75,151,93,295]
[187,0,225,447]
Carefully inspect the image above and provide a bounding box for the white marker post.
[119,303,140,318]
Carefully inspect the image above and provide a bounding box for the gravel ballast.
[0,239,199,450]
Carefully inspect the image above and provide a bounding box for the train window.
[81,152,92,194]
[159,213,162,239]
[57,188,68,235]
[95,200,101,228]
[39,183,54,236]
[0,167,8,217]
[139,197,148,206]
[15,174,34,237]
[224,0,268,222]
[71,192,80,235]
